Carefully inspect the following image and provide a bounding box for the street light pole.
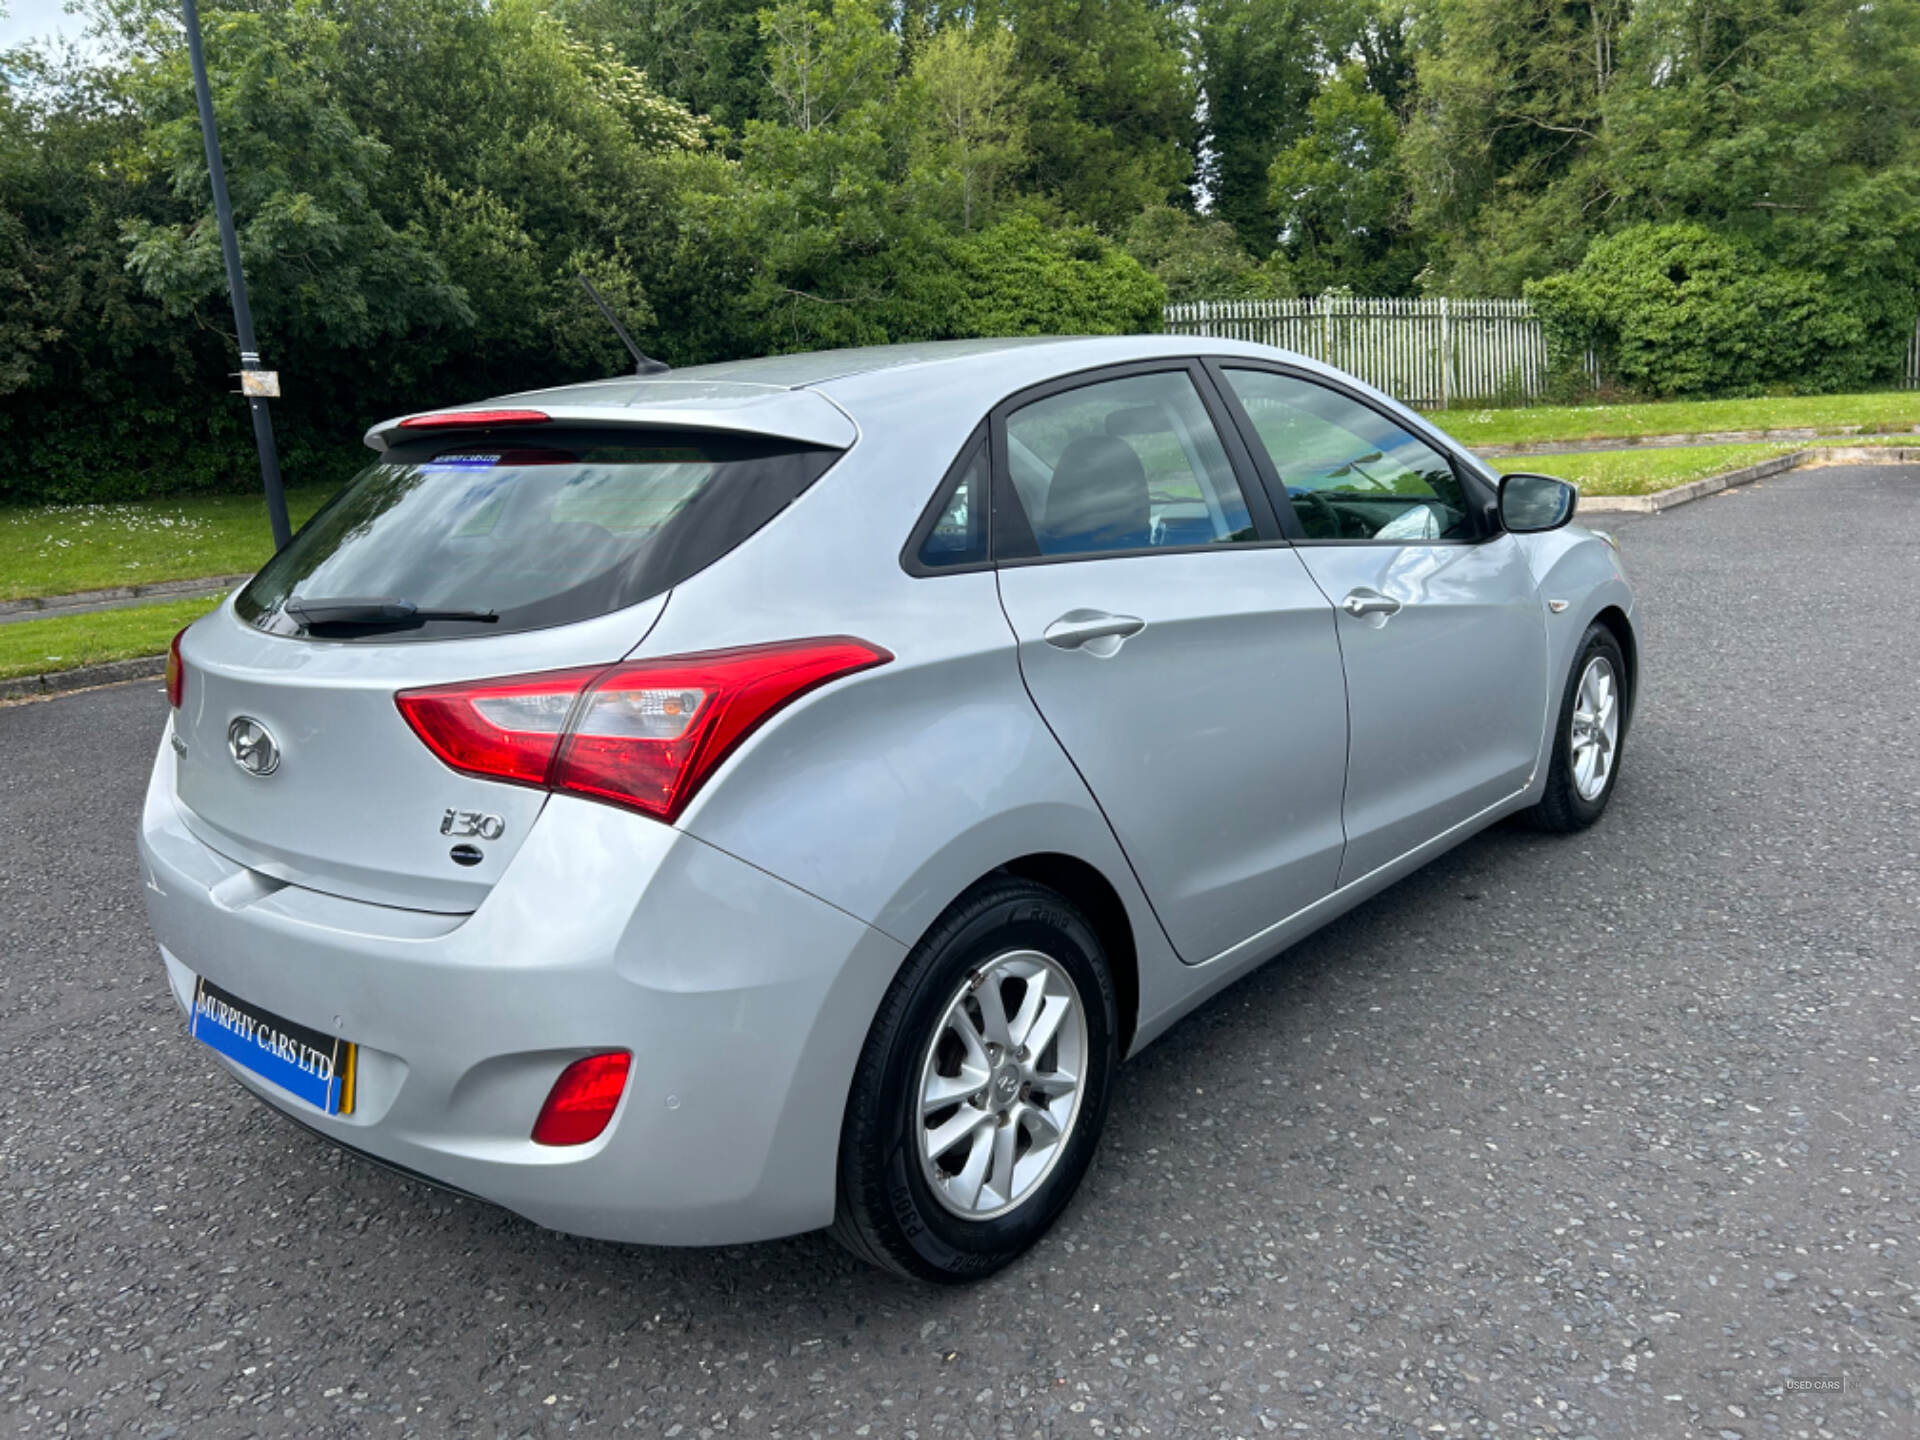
[180,0,292,550]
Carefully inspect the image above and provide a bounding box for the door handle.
[1341,588,1402,619]
[1044,609,1146,654]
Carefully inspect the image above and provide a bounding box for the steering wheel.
[1294,488,1350,540]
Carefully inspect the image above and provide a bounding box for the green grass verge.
[1488,442,1809,496]
[0,594,226,683]
[0,487,335,603]
[1429,392,1920,449]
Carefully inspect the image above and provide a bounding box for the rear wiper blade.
[284,597,498,627]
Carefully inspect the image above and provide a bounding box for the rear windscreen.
[235,430,842,641]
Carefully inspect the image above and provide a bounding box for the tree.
[758,0,895,133]
[1401,0,1629,293]
[1267,63,1425,294]
[310,0,703,387]
[1194,0,1423,259]
[906,21,1026,231]
[930,211,1167,335]
[997,0,1195,231]
[1,0,714,501]
[120,5,468,374]
[14,0,1920,504]
[1192,0,1325,254]
[558,0,771,131]
[1,33,229,499]
[1123,204,1289,301]
[1598,0,1920,363]
[675,0,907,352]
[1405,0,1920,369]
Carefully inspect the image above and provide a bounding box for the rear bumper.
[138,736,906,1246]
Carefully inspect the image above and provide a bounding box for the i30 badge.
[226,717,280,777]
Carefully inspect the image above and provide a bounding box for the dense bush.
[937,214,1165,336]
[1121,206,1291,303]
[1526,225,1885,399]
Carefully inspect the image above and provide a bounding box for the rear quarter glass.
[234,429,844,642]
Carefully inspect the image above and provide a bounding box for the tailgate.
[169,597,665,912]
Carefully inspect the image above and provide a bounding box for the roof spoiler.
[366,387,859,452]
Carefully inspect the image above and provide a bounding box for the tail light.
[397,408,549,430]
[395,637,891,822]
[532,1051,631,1146]
[165,627,189,708]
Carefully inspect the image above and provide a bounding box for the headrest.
[1039,435,1151,555]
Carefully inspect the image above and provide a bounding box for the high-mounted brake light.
[532,1051,631,1146]
[395,637,891,822]
[397,408,550,430]
[165,626,188,708]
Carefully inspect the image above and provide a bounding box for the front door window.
[1220,369,1475,542]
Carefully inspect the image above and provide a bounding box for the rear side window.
[997,370,1257,559]
[236,430,842,641]
[912,438,988,570]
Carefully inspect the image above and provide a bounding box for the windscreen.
[236,430,842,641]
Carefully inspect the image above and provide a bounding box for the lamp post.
[181,0,292,550]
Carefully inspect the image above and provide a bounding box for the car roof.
[363,335,1415,452]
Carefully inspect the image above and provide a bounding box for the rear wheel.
[830,878,1117,1282]
[1526,623,1629,832]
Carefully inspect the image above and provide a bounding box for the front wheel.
[1525,622,1629,832]
[830,877,1117,1282]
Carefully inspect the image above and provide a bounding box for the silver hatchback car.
[140,336,1637,1281]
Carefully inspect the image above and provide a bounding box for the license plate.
[189,977,356,1116]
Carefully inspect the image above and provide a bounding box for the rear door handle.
[1044,609,1146,655]
[1341,588,1402,619]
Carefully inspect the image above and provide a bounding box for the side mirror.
[1498,472,1578,533]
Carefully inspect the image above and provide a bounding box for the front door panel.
[1292,536,1548,884]
[998,550,1349,963]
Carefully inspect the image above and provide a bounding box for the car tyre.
[1526,622,1630,833]
[830,876,1118,1282]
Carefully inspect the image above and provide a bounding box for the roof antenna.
[578,273,670,375]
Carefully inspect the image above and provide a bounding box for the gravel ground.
[2,463,1916,1439]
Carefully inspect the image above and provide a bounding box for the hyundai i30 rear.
[140,338,1637,1282]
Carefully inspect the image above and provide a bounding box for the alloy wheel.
[915,949,1088,1220]
[1570,655,1620,802]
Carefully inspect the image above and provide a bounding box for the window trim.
[1201,358,1500,547]
[899,423,992,577]
[986,358,1291,568]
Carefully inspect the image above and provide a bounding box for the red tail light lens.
[395,637,890,821]
[165,627,188,708]
[396,665,600,786]
[532,1051,631,1146]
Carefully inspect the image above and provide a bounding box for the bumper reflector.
[532,1051,631,1146]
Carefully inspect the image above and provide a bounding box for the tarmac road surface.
[2,463,1916,1437]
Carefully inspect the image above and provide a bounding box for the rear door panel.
[989,360,1350,965]
[997,552,1348,965]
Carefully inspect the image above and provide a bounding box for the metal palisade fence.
[1162,296,1551,409]
[1165,297,1920,405]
